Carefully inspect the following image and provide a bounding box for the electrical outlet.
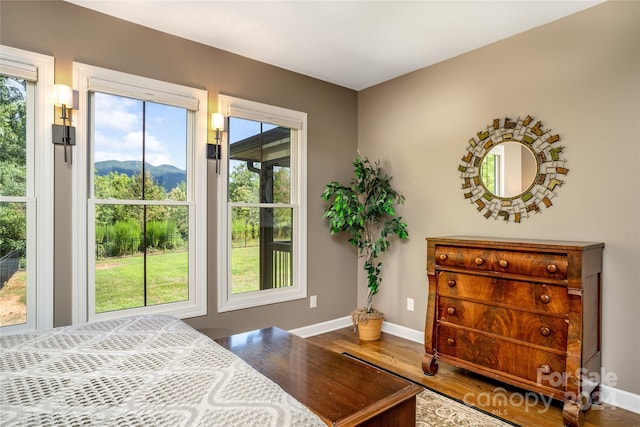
[310,295,317,308]
[407,297,414,311]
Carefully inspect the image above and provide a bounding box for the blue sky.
[94,93,275,171]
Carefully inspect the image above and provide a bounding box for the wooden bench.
[216,327,422,426]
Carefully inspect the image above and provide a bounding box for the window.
[218,95,307,312]
[0,46,54,333]
[480,148,502,196]
[73,63,207,323]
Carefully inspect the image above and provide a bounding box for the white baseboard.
[601,384,640,414]
[290,317,640,414]
[289,317,424,342]
[288,316,352,338]
[381,321,424,344]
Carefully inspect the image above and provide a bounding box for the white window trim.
[0,45,54,332]
[217,94,307,312]
[72,63,208,324]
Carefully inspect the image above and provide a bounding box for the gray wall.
[357,1,640,395]
[0,0,359,337]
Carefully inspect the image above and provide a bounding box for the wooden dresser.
[422,236,604,427]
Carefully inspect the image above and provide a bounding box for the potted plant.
[321,151,409,340]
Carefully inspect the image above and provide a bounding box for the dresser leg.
[422,353,438,376]
[562,400,584,427]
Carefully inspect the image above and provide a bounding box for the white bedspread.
[0,314,325,426]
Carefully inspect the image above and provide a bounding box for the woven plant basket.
[356,316,384,341]
[352,307,384,341]
[351,307,384,341]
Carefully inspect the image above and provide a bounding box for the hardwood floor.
[307,327,640,427]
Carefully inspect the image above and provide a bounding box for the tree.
[95,171,140,226]
[167,181,188,237]
[229,162,259,245]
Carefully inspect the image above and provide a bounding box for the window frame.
[72,63,208,324]
[0,45,54,333]
[217,95,307,312]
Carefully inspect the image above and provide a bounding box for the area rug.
[415,388,515,427]
[344,353,518,427]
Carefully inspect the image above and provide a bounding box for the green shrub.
[111,220,141,256]
[146,221,164,249]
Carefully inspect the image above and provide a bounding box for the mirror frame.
[459,115,568,223]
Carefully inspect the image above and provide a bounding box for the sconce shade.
[212,112,225,131]
[53,84,73,108]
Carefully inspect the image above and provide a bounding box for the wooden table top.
[216,327,422,426]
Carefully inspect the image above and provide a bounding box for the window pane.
[231,206,292,294]
[93,93,187,202]
[144,102,187,201]
[95,205,144,313]
[94,204,189,314]
[228,117,290,204]
[0,76,27,197]
[0,202,26,326]
[94,93,143,199]
[145,205,189,306]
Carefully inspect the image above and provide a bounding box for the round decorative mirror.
[459,115,568,223]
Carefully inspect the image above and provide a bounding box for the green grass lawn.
[231,245,260,294]
[95,247,261,312]
[95,252,189,313]
[2,245,273,318]
[1,246,266,319]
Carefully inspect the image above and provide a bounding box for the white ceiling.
[66,0,603,91]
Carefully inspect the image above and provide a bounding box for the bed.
[0,314,325,426]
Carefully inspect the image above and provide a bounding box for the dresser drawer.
[435,245,568,280]
[437,271,569,314]
[437,325,566,391]
[437,297,568,349]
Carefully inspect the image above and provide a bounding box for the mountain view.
[95,160,186,192]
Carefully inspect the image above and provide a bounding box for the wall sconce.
[207,112,225,174]
[52,84,78,164]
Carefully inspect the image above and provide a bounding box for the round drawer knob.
[546,264,558,273]
[447,307,456,315]
[539,294,551,304]
[540,327,551,337]
[538,364,552,375]
[447,280,457,288]
[439,254,448,262]
[474,257,484,266]
[499,259,509,268]
[447,338,456,346]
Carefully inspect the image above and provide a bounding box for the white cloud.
[94,130,179,168]
[95,93,140,132]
